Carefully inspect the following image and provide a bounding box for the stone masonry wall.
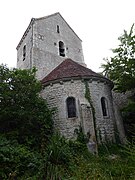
[17,13,85,80]
[41,80,94,139]
[112,90,135,143]
[32,14,85,80]
[88,80,115,142]
[41,79,116,142]
[17,27,33,69]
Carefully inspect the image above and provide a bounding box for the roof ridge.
[35,12,60,21]
[41,58,110,85]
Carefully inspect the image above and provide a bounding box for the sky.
[0,0,135,72]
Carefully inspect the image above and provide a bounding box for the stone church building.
[16,12,125,145]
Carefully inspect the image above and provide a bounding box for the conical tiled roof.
[41,59,111,85]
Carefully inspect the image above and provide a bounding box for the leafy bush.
[121,97,135,141]
[0,65,54,179]
[0,65,53,148]
[0,135,42,179]
[1,133,135,179]
[101,25,135,141]
[40,132,72,179]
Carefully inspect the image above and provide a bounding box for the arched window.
[66,97,76,118]
[23,45,26,61]
[59,41,65,57]
[101,97,108,116]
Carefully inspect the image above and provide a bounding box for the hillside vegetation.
[0,65,135,179]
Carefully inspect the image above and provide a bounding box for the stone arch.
[101,97,108,117]
[59,41,65,57]
[66,97,76,118]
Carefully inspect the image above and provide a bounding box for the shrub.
[40,132,72,179]
[0,135,42,179]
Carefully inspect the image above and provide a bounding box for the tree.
[102,24,135,92]
[101,25,135,141]
[0,65,53,148]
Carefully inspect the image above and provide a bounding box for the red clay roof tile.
[41,58,105,84]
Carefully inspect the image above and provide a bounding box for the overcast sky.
[0,0,135,72]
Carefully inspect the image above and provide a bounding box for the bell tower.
[16,13,86,80]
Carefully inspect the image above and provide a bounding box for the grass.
[1,133,135,179]
[66,143,135,180]
[38,133,135,180]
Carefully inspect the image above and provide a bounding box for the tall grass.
[1,132,135,179]
[39,133,135,180]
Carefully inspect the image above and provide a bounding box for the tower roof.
[41,59,113,87]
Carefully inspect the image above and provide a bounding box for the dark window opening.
[67,97,76,118]
[59,41,65,57]
[57,25,60,33]
[23,45,26,61]
[101,97,107,116]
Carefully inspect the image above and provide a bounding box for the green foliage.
[124,140,135,159]
[68,143,135,180]
[0,64,53,179]
[45,132,72,166]
[1,131,135,179]
[101,24,135,92]
[98,143,135,179]
[39,130,135,180]
[101,25,135,141]
[69,127,89,156]
[0,65,135,179]
[121,97,135,141]
[40,132,73,179]
[0,65,53,148]
[75,126,89,144]
[0,135,42,179]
